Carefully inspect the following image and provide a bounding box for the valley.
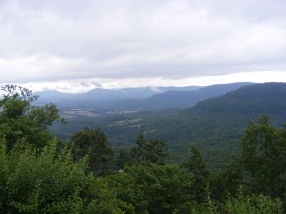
[49,82,286,170]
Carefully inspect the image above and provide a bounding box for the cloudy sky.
[0,0,286,92]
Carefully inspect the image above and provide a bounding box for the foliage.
[186,145,210,202]
[51,83,286,169]
[107,163,194,213]
[224,189,284,214]
[118,134,169,167]
[70,127,114,176]
[240,115,286,199]
[191,186,284,214]
[2,84,286,213]
[0,138,126,213]
[209,159,244,201]
[0,85,65,150]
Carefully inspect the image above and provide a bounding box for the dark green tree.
[240,115,286,199]
[187,145,210,177]
[186,145,210,202]
[108,163,194,213]
[118,134,169,167]
[0,85,65,150]
[210,159,244,201]
[71,127,114,176]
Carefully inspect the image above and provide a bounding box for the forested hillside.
[191,82,286,115]
[1,84,285,213]
[51,83,286,169]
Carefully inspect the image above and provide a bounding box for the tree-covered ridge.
[1,85,286,213]
[191,82,286,114]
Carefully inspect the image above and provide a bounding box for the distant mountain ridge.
[35,83,254,111]
[35,86,201,104]
[121,82,255,110]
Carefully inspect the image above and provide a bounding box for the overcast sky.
[0,0,286,92]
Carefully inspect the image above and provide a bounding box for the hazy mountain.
[35,86,201,107]
[145,82,255,109]
[158,86,202,91]
[35,82,254,111]
[106,82,255,110]
[34,90,75,104]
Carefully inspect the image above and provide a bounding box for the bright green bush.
[0,138,127,213]
[224,194,283,214]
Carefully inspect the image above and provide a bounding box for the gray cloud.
[0,0,285,85]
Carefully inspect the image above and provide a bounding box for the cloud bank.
[0,0,285,90]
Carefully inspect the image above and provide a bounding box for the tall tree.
[0,85,65,150]
[240,115,286,198]
[71,127,114,175]
[118,134,169,167]
[186,145,210,202]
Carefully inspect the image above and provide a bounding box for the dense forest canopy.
[1,84,286,213]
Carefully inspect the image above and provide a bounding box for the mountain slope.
[175,82,286,144]
[190,82,286,115]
